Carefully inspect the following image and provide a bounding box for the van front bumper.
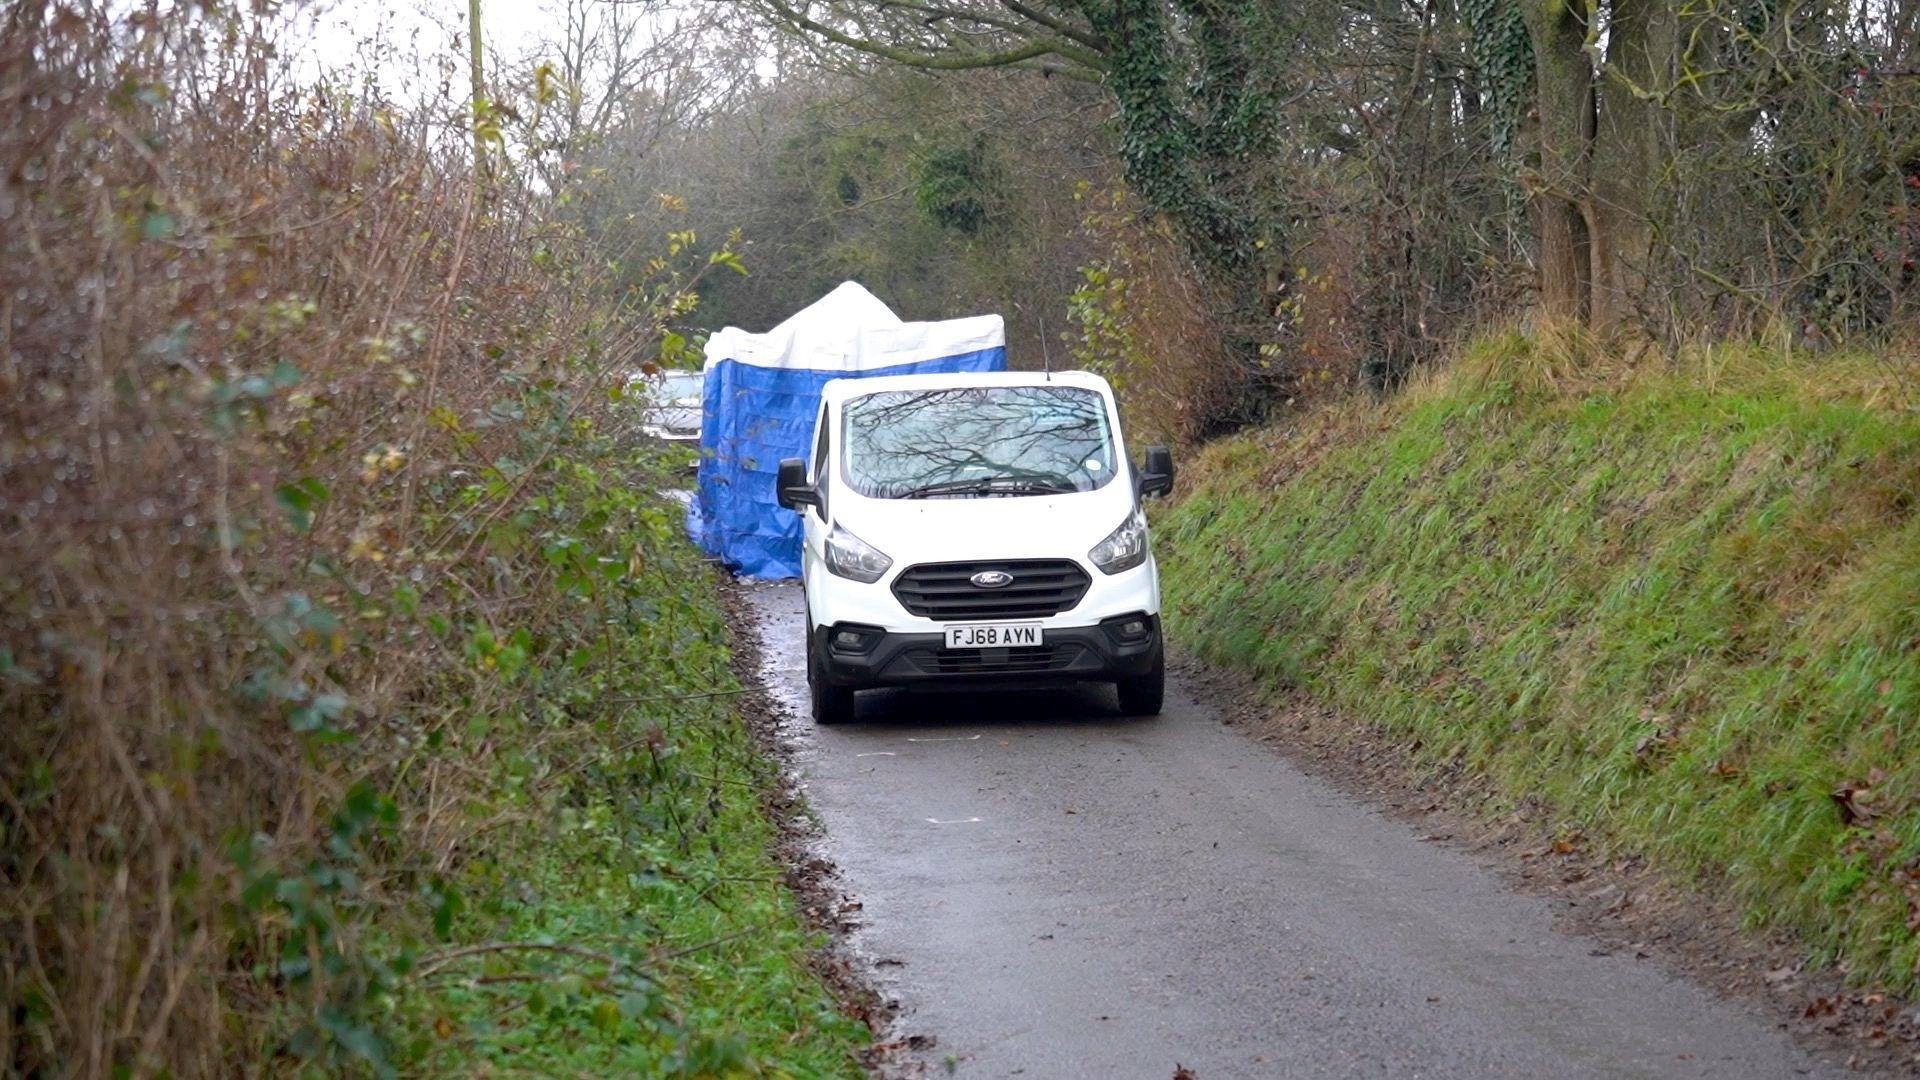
[813,613,1161,691]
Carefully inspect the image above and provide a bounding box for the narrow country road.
[741,582,1841,1080]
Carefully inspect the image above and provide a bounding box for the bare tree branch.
[752,0,1108,78]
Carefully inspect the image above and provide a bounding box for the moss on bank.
[1156,335,1920,991]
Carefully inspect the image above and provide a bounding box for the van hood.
[835,485,1135,565]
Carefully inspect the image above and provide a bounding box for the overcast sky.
[294,0,572,97]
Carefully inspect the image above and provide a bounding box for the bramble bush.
[1,5,859,1075]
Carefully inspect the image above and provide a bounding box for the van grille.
[891,560,1090,621]
[904,644,1085,675]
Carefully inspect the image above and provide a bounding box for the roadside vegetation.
[2,6,860,1075]
[1155,334,1920,992]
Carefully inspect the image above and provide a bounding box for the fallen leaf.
[1834,779,1880,825]
[1632,732,1664,759]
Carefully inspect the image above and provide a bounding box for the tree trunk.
[1084,0,1271,421]
[1586,0,1672,332]
[1519,0,1592,322]
[469,0,488,177]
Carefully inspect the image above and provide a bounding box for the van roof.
[820,368,1111,404]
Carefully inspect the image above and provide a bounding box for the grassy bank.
[1156,334,1920,991]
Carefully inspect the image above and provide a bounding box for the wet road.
[741,582,1838,1079]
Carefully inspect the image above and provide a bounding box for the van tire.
[806,632,856,724]
[1115,645,1165,717]
[812,677,855,725]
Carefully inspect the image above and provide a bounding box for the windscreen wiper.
[897,476,1078,499]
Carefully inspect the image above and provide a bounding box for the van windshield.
[841,385,1116,499]
[654,372,703,403]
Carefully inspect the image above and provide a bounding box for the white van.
[775,370,1174,723]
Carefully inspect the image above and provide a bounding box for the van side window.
[811,404,830,480]
[810,403,831,519]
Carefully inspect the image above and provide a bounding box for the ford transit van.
[775,370,1173,723]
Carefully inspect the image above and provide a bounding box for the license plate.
[943,622,1043,649]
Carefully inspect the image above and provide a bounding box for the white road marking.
[906,734,983,743]
[925,817,984,825]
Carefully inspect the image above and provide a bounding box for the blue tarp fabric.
[693,282,1005,578]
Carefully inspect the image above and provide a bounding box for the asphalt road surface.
[741,582,1840,1079]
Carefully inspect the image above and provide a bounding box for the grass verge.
[1155,332,1920,993]
[383,463,867,1076]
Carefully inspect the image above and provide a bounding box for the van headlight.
[1088,508,1148,575]
[824,524,893,583]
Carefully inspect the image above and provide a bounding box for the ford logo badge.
[970,570,1013,589]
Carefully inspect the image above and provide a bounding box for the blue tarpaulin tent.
[694,282,1006,578]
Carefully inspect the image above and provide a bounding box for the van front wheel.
[812,677,855,725]
[1115,644,1165,717]
[807,636,856,724]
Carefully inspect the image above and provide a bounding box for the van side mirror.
[776,458,818,511]
[1138,445,1175,498]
